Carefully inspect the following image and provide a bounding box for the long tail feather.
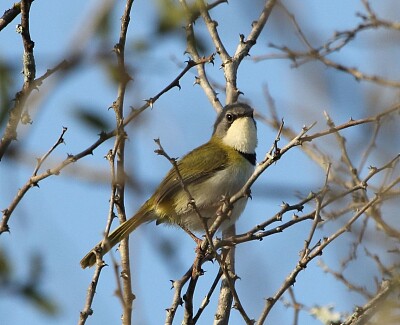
[80,209,153,268]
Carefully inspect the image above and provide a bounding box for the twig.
[0,59,72,161]
[78,262,106,325]
[300,165,330,261]
[216,210,315,248]
[358,119,380,172]
[145,54,215,108]
[20,0,35,82]
[109,1,135,324]
[301,103,400,143]
[0,0,36,160]
[182,275,199,323]
[253,3,400,88]
[180,0,223,112]
[33,127,67,176]
[318,260,373,300]
[165,269,192,324]
[213,237,237,325]
[78,145,128,324]
[193,268,223,322]
[287,287,301,325]
[0,128,68,233]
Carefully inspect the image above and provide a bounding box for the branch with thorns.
[252,2,400,88]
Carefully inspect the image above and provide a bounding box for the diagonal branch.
[0,1,32,32]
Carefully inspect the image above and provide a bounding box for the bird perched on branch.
[81,102,257,268]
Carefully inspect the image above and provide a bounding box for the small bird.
[80,103,257,268]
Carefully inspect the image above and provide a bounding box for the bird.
[80,102,257,268]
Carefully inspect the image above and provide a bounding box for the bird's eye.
[226,113,234,122]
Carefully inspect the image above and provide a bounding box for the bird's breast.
[173,154,255,230]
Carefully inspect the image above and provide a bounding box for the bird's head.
[212,103,257,154]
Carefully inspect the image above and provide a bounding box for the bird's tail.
[80,208,153,269]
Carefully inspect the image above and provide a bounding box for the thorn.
[280,201,289,209]
[145,98,154,108]
[120,270,129,280]
[16,24,23,34]
[98,131,107,139]
[184,57,194,64]
[208,53,216,65]
[193,76,200,86]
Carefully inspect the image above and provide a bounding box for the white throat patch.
[222,117,257,153]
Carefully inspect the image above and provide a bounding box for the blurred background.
[0,0,399,324]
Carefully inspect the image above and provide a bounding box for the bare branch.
[0,0,36,160]
[180,0,223,112]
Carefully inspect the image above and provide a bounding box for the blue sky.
[1,1,399,324]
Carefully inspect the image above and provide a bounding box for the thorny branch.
[0,127,68,233]
[253,2,400,88]
[0,59,69,161]
[109,1,136,324]
[0,0,36,160]
[180,0,223,112]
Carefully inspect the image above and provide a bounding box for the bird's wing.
[152,141,228,205]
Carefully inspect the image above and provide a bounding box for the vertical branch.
[79,148,124,324]
[180,0,223,112]
[213,228,235,325]
[112,0,135,324]
[79,263,106,325]
[0,0,36,160]
[20,0,35,84]
[195,0,278,323]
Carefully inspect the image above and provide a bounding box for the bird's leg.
[179,224,202,246]
[179,225,206,278]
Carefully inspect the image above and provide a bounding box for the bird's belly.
[174,161,254,231]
